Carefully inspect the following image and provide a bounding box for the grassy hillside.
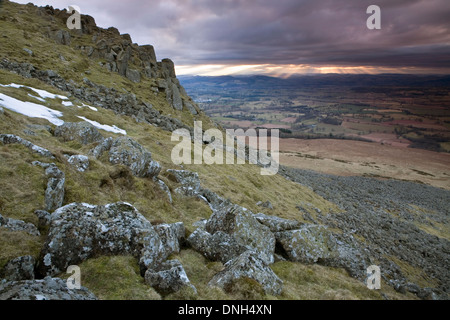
[0,0,421,300]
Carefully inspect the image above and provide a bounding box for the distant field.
[278,138,450,190]
[181,74,450,186]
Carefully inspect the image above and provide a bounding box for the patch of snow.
[81,103,98,111]
[0,93,64,126]
[0,83,69,100]
[28,94,46,103]
[77,116,126,135]
[62,100,73,107]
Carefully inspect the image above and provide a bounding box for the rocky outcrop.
[275,224,334,264]
[0,277,97,300]
[0,134,54,158]
[67,154,90,172]
[253,212,301,233]
[187,228,245,264]
[206,204,275,265]
[1,256,35,281]
[166,169,201,197]
[154,222,185,256]
[37,202,168,277]
[90,136,161,179]
[208,251,283,296]
[54,122,103,145]
[144,259,196,295]
[0,214,40,236]
[32,161,65,212]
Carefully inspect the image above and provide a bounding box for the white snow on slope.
[0,93,64,125]
[77,116,126,135]
[0,83,69,100]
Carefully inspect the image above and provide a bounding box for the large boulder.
[91,137,161,178]
[153,222,185,256]
[37,202,167,277]
[54,122,103,145]
[32,162,65,212]
[1,256,35,281]
[208,250,283,296]
[187,228,245,263]
[166,169,201,197]
[253,212,302,233]
[206,204,275,264]
[275,224,335,264]
[107,137,161,178]
[144,259,196,295]
[0,277,97,300]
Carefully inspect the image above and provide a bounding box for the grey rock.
[34,210,51,228]
[108,136,161,178]
[254,212,301,232]
[208,250,283,295]
[67,155,90,172]
[37,202,167,277]
[54,122,103,145]
[32,162,65,212]
[206,204,275,265]
[256,201,273,210]
[144,259,196,295]
[0,277,97,300]
[89,137,113,159]
[183,100,198,115]
[2,256,35,281]
[275,224,334,264]
[50,29,71,45]
[155,178,172,203]
[154,222,185,256]
[166,169,201,197]
[0,214,40,236]
[168,82,183,111]
[187,228,245,263]
[0,134,54,158]
[23,48,33,56]
[126,68,141,83]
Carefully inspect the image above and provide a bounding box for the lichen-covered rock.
[37,202,167,277]
[0,214,40,236]
[206,204,275,264]
[2,256,35,281]
[67,154,90,172]
[187,228,245,263]
[0,277,97,300]
[155,178,172,203]
[208,250,283,295]
[154,222,185,256]
[32,161,65,212]
[253,212,302,233]
[166,169,201,197]
[0,134,54,158]
[54,122,104,145]
[144,259,196,295]
[34,210,51,228]
[275,224,334,263]
[107,136,161,178]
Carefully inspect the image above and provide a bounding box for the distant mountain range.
[179,73,450,89]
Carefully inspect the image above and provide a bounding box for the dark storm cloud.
[16,0,450,71]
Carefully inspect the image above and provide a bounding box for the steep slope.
[0,1,447,300]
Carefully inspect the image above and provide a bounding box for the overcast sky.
[13,0,450,76]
